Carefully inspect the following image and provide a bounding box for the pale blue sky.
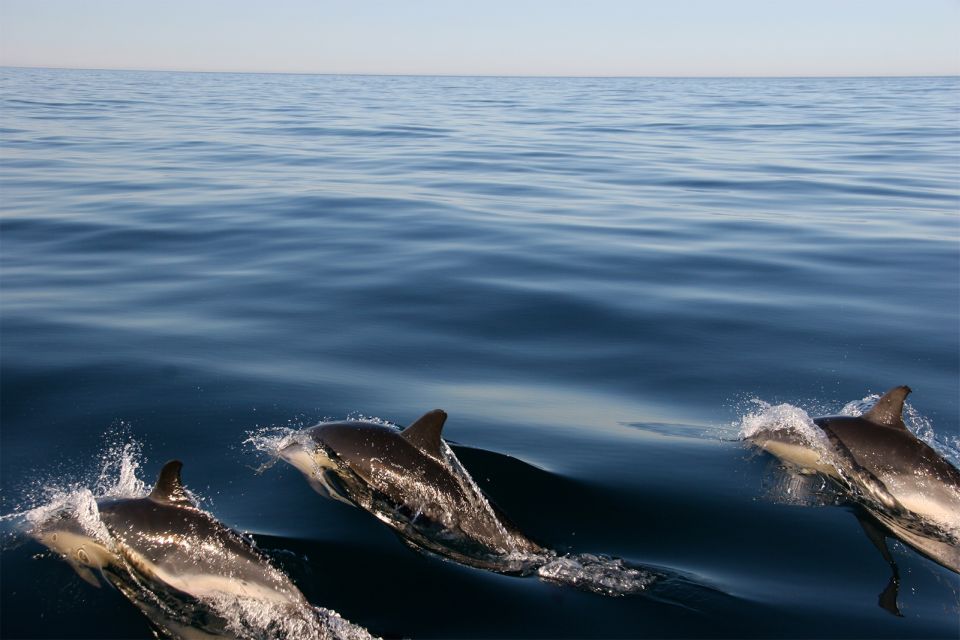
[1,0,958,76]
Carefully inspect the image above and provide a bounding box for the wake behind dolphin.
[5,443,373,640]
[248,411,662,596]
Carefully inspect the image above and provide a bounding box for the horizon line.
[3,64,958,80]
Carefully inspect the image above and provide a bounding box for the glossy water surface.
[1,68,958,638]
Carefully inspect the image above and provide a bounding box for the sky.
[1,0,958,77]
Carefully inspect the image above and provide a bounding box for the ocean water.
[1,68,958,638]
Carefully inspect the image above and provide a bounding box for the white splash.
[537,553,658,596]
[7,439,147,547]
[205,595,374,640]
[95,440,149,498]
[738,399,830,453]
[245,425,316,471]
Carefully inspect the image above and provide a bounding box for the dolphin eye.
[76,548,89,564]
[50,533,58,542]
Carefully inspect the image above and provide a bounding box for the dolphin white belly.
[758,439,838,478]
[117,541,302,605]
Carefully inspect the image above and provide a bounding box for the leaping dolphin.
[31,460,368,639]
[747,385,960,574]
[277,410,547,573]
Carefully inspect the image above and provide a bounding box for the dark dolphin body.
[31,461,353,639]
[748,385,960,613]
[279,410,546,573]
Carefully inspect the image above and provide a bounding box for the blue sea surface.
[1,68,958,638]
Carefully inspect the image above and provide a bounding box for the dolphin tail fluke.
[878,575,902,618]
[863,386,911,430]
[854,510,903,616]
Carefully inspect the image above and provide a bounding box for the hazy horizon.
[2,1,958,78]
[3,64,960,80]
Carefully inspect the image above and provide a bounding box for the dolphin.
[277,410,547,573]
[31,460,358,639]
[747,385,960,574]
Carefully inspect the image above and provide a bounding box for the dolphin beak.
[277,442,354,506]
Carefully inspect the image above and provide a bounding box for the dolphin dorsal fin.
[401,410,448,460]
[863,386,911,430]
[149,460,192,505]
